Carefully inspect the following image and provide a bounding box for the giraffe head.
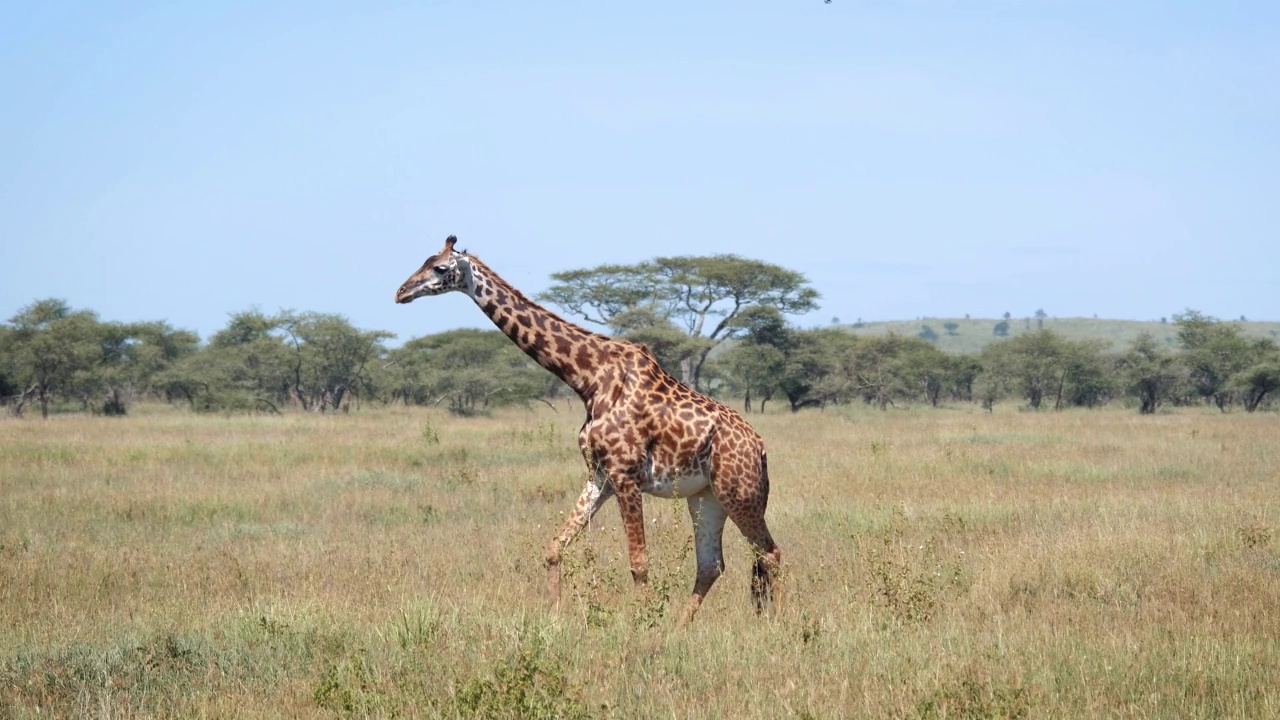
[395,235,473,304]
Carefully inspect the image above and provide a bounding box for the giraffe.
[395,235,781,625]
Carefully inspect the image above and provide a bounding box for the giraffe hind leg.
[722,508,779,614]
[719,454,781,615]
[678,488,728,627]
[750,531,781,614]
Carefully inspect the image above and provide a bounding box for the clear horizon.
[3,2,1277,342]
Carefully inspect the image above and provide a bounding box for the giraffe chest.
[639,449,710,499]
[639,469,710,499]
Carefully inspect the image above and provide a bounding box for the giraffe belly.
[640,471,710,499]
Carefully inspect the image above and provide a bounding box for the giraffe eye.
[434,265,449,275]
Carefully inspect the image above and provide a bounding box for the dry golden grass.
[2,403,1278,718]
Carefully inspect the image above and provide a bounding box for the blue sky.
[3,1,1277,343]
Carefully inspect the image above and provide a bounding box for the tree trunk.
[11,384,37,417]
[1244,387,1268,413]
[689,346,715,391]
[1138,380,1156,414]
[1214,393,1230,412]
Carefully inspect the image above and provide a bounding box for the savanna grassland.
[2,404,1278,719]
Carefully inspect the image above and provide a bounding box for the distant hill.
[834,317,1280,354]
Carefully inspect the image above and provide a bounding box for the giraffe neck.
[461,256,605,400]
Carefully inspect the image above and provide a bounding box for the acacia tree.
[722,306,791,413]
[725,343,786,413]
[979,332,1055,410]
[539,254,819,390]
[386,329,548,415]
[161,310,294,413]
[608,306,712,379]
[124,321,201,402]
[1118,332,1184,414]
[724,316,852,413]
[60,320,193,415]
[839,335,952,409]
[776,329,857,412]
[948,356,982,402]
[847,335,906,409]
[1174,310,1253,411]
[2,299,201,416]
[1232,340,1280,412]
[3,299,105,418]
[278,311,393,412]
[63,319,133,414]
[889,337,954,407]
[1058,339,1114,408]
[979,330,1109,410]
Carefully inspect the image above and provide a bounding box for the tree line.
[3,255,1278,418]
[725,309,1280,415]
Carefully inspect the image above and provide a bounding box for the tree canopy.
[385,329,551,415]
[539,254,819,389]
[1,300,198,417]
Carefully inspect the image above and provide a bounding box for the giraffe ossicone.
[396,235,781,626]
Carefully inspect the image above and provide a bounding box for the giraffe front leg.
[611,473,649,586]
[545,473,613,611]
